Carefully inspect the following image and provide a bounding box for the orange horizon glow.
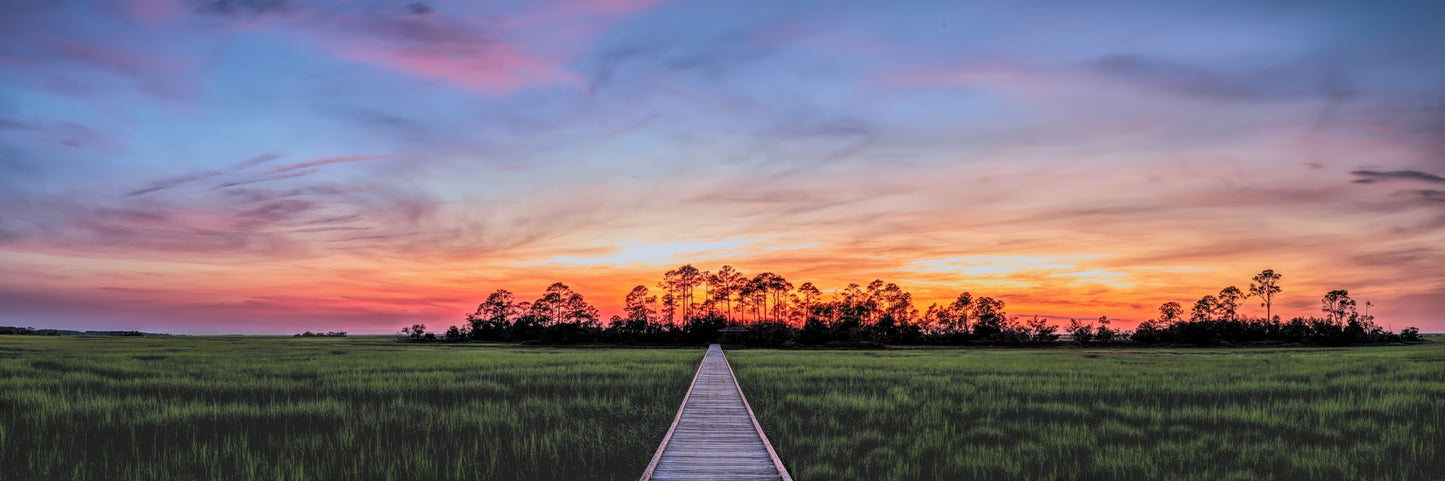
[2,239,1435,334]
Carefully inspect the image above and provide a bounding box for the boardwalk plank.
[638,345,792,481]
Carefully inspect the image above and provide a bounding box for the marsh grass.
[0,337,700,481]
[730,342,1445,481]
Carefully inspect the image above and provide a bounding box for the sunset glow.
[2,0,1443,333]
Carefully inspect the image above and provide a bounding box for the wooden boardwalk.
[639,344,792,481]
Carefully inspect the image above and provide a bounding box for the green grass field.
[5,337,1442,481]
[0,337,700,481]
[730,342,1445,481]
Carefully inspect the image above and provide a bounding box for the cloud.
[0,23,194,100]
[123,0,186,23]
[314,17,573,93]
[213,170,317,189]
[128,153,287,196]
[262,153,408,175]
[196,0,292,19]
[0,118,127,154]
[124,153,403,199]
[1091,55,1259,100]
[231,153,285,170]
[127,171,223,196]
[1088,54,1355,103]
[0,147,441,263]
[1415,190,1445,203]
[886,53,1357,107]
[194,0,670,94]
[1350,169,1445,185]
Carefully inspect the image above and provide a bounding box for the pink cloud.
[0,26,195,101]
[326,36,575,93]
[237,0,669,94]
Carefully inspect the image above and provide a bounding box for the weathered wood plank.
[638,344,792,481]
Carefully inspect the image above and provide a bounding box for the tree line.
[402,266,1423,347]
[0,326,154,337]
[293,331,348,338]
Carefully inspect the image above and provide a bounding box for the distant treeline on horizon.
[0,326,167,337]
[403,265,1423,347]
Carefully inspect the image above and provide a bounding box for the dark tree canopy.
[404,266,1418,347]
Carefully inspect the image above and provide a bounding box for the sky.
[2,0,1444,334]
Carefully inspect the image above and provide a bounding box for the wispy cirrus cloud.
[1350,169,1445,185]
[0,117,127,154]
[125,153,406,196]
[4,146,433,266]
[262,153,409,175]
[127,153,283,196]
[882,53,1355,105]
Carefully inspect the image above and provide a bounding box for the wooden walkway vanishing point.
[639,344,793,481]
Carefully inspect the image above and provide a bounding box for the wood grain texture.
[639,345,793,481]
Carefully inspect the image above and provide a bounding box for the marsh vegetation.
[731,342,1445,481]
[5,336,1439,480]
[0,337,699,481]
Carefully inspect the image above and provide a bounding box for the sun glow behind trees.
[420,265,1419,346]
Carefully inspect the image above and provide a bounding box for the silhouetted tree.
[1216,286,1246,321]
[624,285,655,322]
[1095,316,1117,342]
[402,323,429,341]
[1191,295,1218,321]
[531,282,599,326]
[752,272,793,322]
[738,277,761,323]
[1068,318,1094,345]
[659,269,680,322]
[676,264,704,320]
[1025,315,1059,342]
[710,265,744,323]
[1250,269,1283,321]
[1321,289,1356,326]
[444,325,466,342]
[470,289,519,340]
[943,292,973,335]
[1131,319,1164,343]
[510,301,543,339]
[1158,302,1183,324]
[659,293,676,327]
[621,284,656,335]
[658,265,704,321]
[970,297,1007,339]
[863,280,914,341]
[920,303,945,337]
[830,283,867,334]
[795,282,822,324]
